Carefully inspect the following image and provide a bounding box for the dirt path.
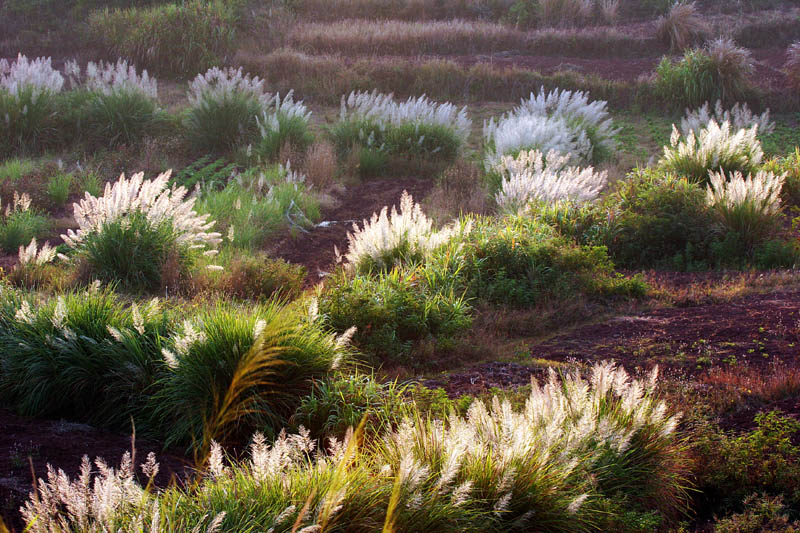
[425,285,800,397]
[0,410,193,532]
[270,177,436,281]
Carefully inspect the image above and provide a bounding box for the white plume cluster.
[340,90,472,144]
[18,238,57,266]
[494,149,607,212]
[61,171,222,251]
[706,169,784,214]
[661,120,764,177]
[681,100,774,137]
[344,190,468,270]
[66,59,159,98]
[0,54,64,97]
[256,90,312,138]
[188,66,272,107]
[484,87,616,169]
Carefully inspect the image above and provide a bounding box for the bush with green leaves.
[62,171,221,289]
[0,192,50,253]
[0,54,65,155]
[695,411,800,518]
[762,148,800,207]
[457,214,645,307]
[653,39,755,109]
[152,301,347,454]
[332,90,471,177]
[292,373,410,440]
[21,362,690,533]
[254,91,314,162]
[88,0,238,76]
[319,266,472,366]
[660,120,764,183]
[0,286,170,427]
[197,165,319,250]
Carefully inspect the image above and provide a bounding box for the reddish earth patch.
[270,177,435,282]
[426,286,800,397]
[0,409,192,532]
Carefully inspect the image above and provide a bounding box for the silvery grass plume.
[188,66,274,108]
[381,361,682,525]
[344,190,469,271]
[515,87,618,154]
[483,113,591,170]
[256,90,312,137]
[660,120,764,181]
[340,90,472,143]
[0,54,64,97]
[61,170,222,251]
[18,238,56,266]
[681,100,774,137]
[76,59,158,99]
[21,451,225,532]
[1,191,32,216]
[706,169,784,213]
[494,149,608,213]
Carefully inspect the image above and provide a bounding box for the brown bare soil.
[270,177,436,282]
[424,284,800,397]
[0,410,193,532]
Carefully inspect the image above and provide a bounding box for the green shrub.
[253,93,314,162]
[695,411,800,516]
[173,155,236,191]
[152,301,344,453]
[184,86,263,154]
[88,0,238,76]
[762,148,800,207]
[458,215,646,306]
[0,287,170,427]
[319,267,472,366]
[714,494,800,533]
[0,158,36,183]
[292,373,410,440]
[219,252,306,301]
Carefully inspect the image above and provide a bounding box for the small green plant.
[0,158,36,183]
[77,171,102,197]
[46,172,73,206]
[0,193,49,253]
[174,156,236,191]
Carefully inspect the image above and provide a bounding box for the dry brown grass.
[656,1,708,51]
[423,160,489,223]
[785,41,800,90]
[538,0,594,28]
[302,141,338,191]
[290,0,503,22]
[286,19,658,57]
[238,48,638,106]
[702,364,800,404]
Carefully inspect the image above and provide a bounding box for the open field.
[1,0,800,531]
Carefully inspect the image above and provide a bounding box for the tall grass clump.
[254,91,313,162]
[184,66,271,154]
[656,1,707,52]
[660,120,764,183]
[483,87,616,169]
[494,149,607,213]
[20,362,689,532]
[654,39,754,109]
[71,59,162,147]
[706,169,785,253]
[0,286,169,427]
[344,190,467,273]
[332,90,471,177]
[62,170,222,289]
[0,192,49,252]
[197,164,319,250]
[680,100,774,138]
[152,301,347,455]
[88,0,238,76]
[0,54,64,155]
